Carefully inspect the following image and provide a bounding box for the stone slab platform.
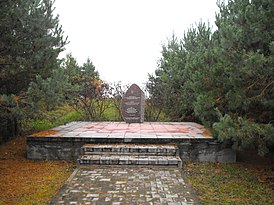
[27,122,236,162]
[28,121,213,143]
[50,166,200,205]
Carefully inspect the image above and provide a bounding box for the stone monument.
[121,84,145,123]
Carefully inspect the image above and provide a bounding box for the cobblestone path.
[50,166,200,205]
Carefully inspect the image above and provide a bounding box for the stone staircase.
[77,144,182,168]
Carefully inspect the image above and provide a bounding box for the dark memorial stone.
[121,84,145,123]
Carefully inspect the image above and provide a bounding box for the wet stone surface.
[50,166,199,205]
[30,121,213,139]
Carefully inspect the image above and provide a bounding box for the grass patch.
[101,102,122,121]
[184,162,274,205]
[22,104,85,132]
[0,136,74,205]
[22,101,171,133]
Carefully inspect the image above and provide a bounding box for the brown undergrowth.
[0,136,74,205]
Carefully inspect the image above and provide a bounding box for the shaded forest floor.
[0,136,273,204]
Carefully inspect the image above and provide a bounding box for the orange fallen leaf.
[32,130,59,137]
[202,129,212,136]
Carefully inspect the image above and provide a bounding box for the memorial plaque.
[121,84,145,123]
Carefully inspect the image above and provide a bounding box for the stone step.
[78,155,182,168]
[80,144,179,156]
[81,151,176,156]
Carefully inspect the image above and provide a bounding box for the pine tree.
[147,35,189,120]
[215,0,274,124]
[147,0,274,155]
[0,0,67,95]
[0,0,67,142]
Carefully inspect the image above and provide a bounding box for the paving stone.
[50,166,200,205]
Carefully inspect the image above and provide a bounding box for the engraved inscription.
[125,96,140,100]
[126,107,137,114]
[125,101,139,106]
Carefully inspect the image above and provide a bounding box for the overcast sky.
[54,0,219,86]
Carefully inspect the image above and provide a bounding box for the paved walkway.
[50,166,200,205]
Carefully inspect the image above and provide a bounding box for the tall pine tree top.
[0,0,68,95]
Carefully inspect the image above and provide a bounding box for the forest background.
[0,0,273,157]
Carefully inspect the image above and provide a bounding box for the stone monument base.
[27,121,236,163]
